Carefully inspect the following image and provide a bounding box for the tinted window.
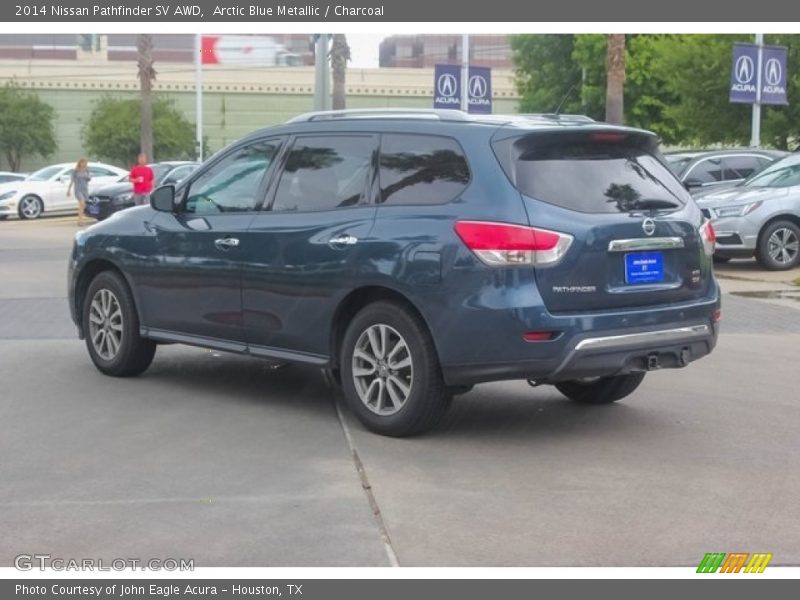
[506,138,688,213]
[271,136,374,212]
[163,165,195,184]
[89,166,116,177]
[666,155,692,177]
[744,156,800,188]
[379,134,469,205]
[185,140,280,214]
[685,158,723,184]
[150,164,173,183]
[28,166,63,181]
[724,156,763,180]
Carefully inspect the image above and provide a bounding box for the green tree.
[511,34,583,114]
[83,96,196,166]
[647,34,800,149]
[0,83,56,171]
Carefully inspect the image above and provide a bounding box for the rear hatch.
[492,126,713,313]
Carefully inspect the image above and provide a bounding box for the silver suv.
[696,153,800,270]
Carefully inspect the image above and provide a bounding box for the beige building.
[0,37,520,171]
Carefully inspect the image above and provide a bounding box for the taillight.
[700,219,716,257]
[454,221,573,266]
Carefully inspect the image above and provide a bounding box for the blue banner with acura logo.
[729,42,788,105]
[467,66,492,114]
[761,45,789,105]
[433,64,492,113]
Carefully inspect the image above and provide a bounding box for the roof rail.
[287,108,471,123]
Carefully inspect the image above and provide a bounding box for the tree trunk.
[605,34,625,125]
[330,34,350,111]
[137,34,156,161]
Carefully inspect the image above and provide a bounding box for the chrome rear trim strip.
[608,237,685,252]
[575,324,710,352]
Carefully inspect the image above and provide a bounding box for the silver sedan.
[695,154,800,270]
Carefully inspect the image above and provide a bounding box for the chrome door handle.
[328,234,358,249]
[214,237,240,250]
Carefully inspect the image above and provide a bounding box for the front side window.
[271,135,375,212]
[184,140,280,214]
[378,134,470,205]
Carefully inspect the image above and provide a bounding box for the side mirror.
[57,175,69,183]
[150,185,176,212]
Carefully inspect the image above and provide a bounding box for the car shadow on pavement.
[427,384,659,444]
[123,347,336,418]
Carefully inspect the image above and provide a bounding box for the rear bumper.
[442,320,718,386]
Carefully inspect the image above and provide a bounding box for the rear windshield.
[499,136,689,214]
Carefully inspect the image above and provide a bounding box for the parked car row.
[0,161,198,221]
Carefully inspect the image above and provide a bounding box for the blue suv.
[68,110,721,436]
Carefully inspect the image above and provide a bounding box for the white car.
[0,162,127,220]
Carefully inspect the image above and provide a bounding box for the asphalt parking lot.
[1,215,799,567]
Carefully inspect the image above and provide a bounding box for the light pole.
[195,34,203,162]
[751,33,764,148]
[461,34,469,113]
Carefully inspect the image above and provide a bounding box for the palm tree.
[605,34,625,125]
[330,34,350,111]
[137,34,156,161]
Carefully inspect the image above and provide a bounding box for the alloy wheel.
[767,227,800,265]
[352,323,413,416]
[20,196,42,219]
[88,288,124,361]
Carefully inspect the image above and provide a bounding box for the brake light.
[590,132,627,142]
[454,221,573,266]
[700,219,716,256]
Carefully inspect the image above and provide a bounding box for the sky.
[345,34,385,68]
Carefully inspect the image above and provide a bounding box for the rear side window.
[724,156,763,180]
[501,135,688,213]
[379,134,469,205]
[271,135,375,212]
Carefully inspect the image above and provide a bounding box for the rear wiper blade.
[628,198,680,210]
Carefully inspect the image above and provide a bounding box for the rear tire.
[756,220,800,270]
[555,373,645,404]
[82,270,156,377]
[340,301,451,437]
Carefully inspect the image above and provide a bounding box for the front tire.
[340,301,451,437]
[555,373,645,404]
[756,220,800,270]
[83,270,156,377]
[18,195,43,220]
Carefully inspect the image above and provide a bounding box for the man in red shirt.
[129,153,155,206]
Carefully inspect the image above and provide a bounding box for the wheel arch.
[328,285,439,371]
[74,258,142,338]
[759,213,800,235]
